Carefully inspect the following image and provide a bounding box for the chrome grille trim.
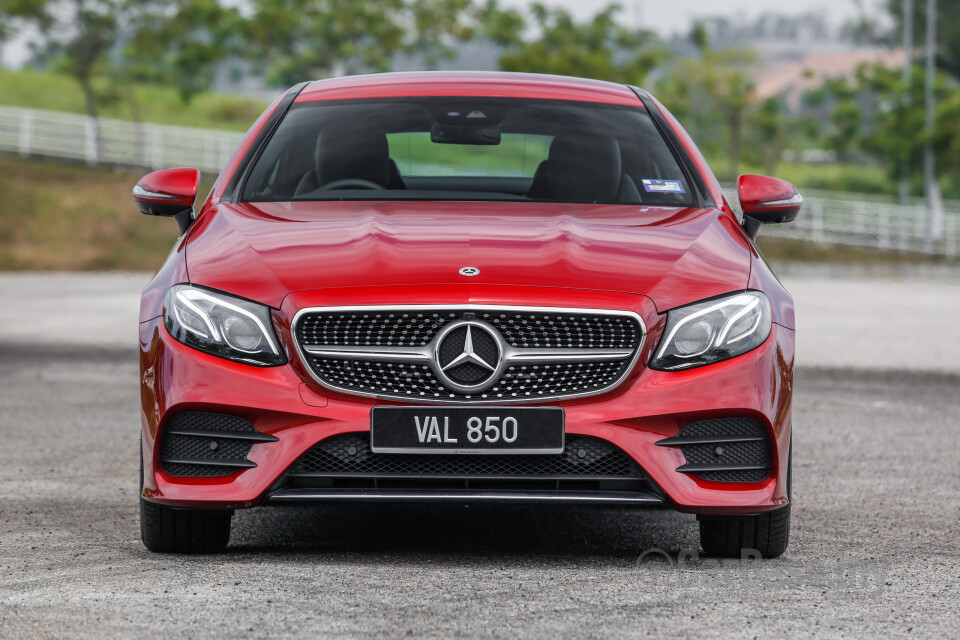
[291,305,646,404]
[302,344,635,363]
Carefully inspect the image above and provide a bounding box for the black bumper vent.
[657,418,772,483]
[160,412,277,477]
[278,432,651,494]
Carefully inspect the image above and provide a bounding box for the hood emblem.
[458,266,480,277]
[433,320,504,393]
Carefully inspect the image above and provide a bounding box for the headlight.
[650,291,771,371]
[164,285,286,366]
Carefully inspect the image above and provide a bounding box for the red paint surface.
[295,71,643,106]
[647,94,731,215]
[738,174,802,216]
[140,289,793,513]
[135,168,199,208]
[138,72,796,517]
[140,235,188,322]
[749,252,796,329]
[184,201,751,313]
[203,88,288,208]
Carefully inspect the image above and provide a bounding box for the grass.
[1,154,948,272]
[768,162,891,195]
[0,155,197,270]
[5,67,944,198]
[0,67,269,131]
[389,132,552,177]
[754,237,949,265]
[706,159,892,195]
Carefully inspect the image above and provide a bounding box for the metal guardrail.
[724,187,959,258]
[0,105,242,174]
[0,105,957,257]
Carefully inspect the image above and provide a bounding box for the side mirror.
[737,174,802,241]
[133,168,200,235]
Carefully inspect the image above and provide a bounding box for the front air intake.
[656,418,772,483]
[159,412,277,477]
[272,432,657,496]
[292,305,645,403]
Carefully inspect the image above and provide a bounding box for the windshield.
[241,97,696,206]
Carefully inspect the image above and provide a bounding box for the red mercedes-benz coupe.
[135,72,800,557]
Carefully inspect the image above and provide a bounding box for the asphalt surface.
[4,267,960,372]
[1,271,959,638]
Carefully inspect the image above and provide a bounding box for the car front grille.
[159,412,278,477]
[309,359,629,401]
[656,418,772,483]
[297,309,639,349]
[293,306,645,403]
[275,432,652,495]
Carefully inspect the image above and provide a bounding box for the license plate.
[370,407,565,454]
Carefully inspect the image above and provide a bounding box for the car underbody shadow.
[227,503,697,562]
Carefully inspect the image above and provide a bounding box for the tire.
[139,439,232,553]
[697,505,790,559]
[698,438,792,559]
[787,434,793,501]
[140,499,232,553]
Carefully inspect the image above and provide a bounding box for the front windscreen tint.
[241,98,695,206]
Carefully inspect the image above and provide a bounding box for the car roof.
[294,71,644,107]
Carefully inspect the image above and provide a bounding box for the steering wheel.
[318,179,383,191]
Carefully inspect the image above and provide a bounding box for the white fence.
[0,105,243,174]
[725,187,960,258]
[0,105,957,257]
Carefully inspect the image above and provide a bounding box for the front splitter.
[266,488,664,505]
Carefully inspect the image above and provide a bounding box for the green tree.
[850,1,960,81]
[475,0,524,47]
[408,0,476,67]
[0,0,239,153]
[245,0,478,86]
[857,62,959,192]
[0,0,122,125]
[804,76,863,161]
[486,3,665,87]
[804,61,960,196]
[656,24,757,179]
[123,0,242,103]
[751,97,788,176]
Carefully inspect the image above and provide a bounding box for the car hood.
[185,201,752,311]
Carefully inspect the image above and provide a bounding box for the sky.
[1,0,888,68]
[502,0,887,35]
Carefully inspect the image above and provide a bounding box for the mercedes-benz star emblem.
[433,320,504,394]
[458,266,480,277]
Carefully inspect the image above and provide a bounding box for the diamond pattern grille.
[296,307,642,402]
[297,309,640,350]
[298,311,456,348]
[480,311,638,349]
[308,358,627,400]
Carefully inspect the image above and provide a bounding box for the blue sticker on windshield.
[641,179,685,194]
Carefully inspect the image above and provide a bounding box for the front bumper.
[140,287,794,516]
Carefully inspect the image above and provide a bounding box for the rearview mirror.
[737,174,802,240]
[133,168,200,234]
[430,123,501,145]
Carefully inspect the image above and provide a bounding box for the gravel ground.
[2,268,960,373]
[0,348,957,639]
